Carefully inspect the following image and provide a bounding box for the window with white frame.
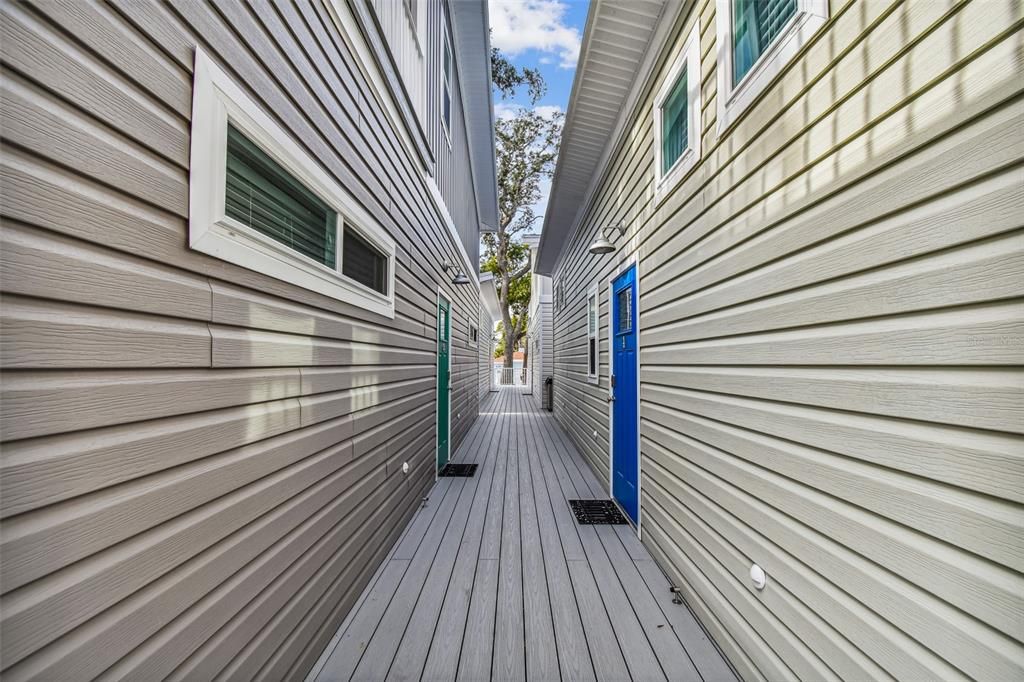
[654,23,701,194]
[715,0,828,132]
[441,26,453,140]
[469,323,478,345]
[189,48,396,317]
[586,285,599,383]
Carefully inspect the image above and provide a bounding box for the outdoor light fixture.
[589,223,627,255]
[443,261,471,285]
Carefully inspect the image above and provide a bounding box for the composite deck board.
[309,388,739,682]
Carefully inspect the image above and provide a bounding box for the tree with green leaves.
[483,48,563,370]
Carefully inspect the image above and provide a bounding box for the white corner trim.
[189,48,396,318]
[715,0,829,134]
[654,22,702,199]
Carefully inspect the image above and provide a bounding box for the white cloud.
[533,104,563,120]
[493,102,563,122]
[490,0,581,69]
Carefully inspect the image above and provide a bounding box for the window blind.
[342,229,388,294]
[225,124,337,267]
[661,71,688,175]
[733,0,798,84]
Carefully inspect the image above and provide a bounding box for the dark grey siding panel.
[550,0,1024,680]
[0,0,483,678]
[426,0,481,266]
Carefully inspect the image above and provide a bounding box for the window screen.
[225,123,336,267]
[342,228,388,294]
[661,71,688,175]
[733,0,798,84]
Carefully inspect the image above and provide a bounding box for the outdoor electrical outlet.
[402,462,409,474]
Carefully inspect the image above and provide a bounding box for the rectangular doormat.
[568,499,629,525]
[439,463,478,477]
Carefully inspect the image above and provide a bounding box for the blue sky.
[490,0,590,232]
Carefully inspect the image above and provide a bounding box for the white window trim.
[715,0,828,134]
[440,24,453,149]
[469,323,478,346]
[586,283,599,384]
[654,23,702,197]
[189,48,396,318]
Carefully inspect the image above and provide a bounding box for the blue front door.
[611,265,639,525]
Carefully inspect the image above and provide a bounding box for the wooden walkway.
[307,389,738,682]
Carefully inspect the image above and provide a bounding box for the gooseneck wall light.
[588,223,627,255]
[442,261,471,285]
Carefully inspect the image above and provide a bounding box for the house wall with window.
[0,0,496,679]
[540,0,1024,680]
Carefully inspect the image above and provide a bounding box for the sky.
[490,0,590,235]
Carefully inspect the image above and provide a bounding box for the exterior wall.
[425,0,481,266]
[0,1,487,680]
[551,1,1024,680]
[478,305,495,402]
[527,240,553,405]
[529,297,553,407]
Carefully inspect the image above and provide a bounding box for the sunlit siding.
[0,0,484,679]
[551,0,1024,680]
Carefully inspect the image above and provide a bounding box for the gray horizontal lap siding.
[0,0,483,679]
[427,0,480,267]
[551,0,1024,680]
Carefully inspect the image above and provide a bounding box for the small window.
[225,124,337,268]
[715,0,828,133]
[733,0,797,85]
[660,72,688,176]
[442,29,452,138]
[617,287,632,334]
[189,49,396,317]
[469,324,478,345]
[342,229,388,294]
[654,23,701,193]
[587,286,599,383]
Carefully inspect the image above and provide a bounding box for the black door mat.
[439,463,477,477]
[569,499,629,525]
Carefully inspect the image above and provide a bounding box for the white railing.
[494,364,531,388]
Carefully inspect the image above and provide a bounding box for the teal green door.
[436,297,451,471]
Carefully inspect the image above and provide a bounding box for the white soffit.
[535,0,669,275]
[479,272,502,322]
[450,0,500,233]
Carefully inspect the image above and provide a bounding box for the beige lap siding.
[0,0,484,679]
[551,0,1024,680]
